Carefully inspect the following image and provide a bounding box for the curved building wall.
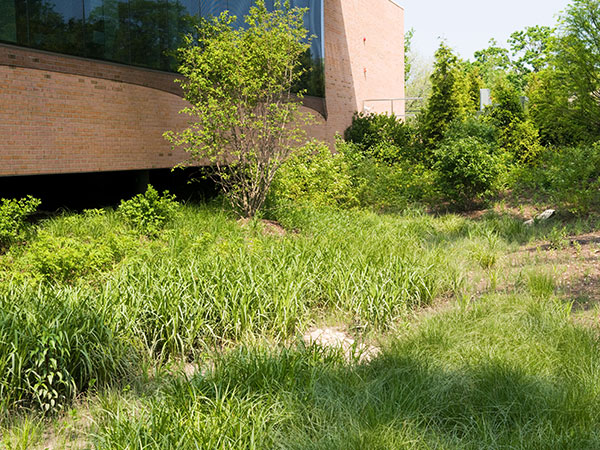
[0,0,324,97]
[0,0,404,177]
[0,54,190,175]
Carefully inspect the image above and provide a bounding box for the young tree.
[420,42,468,147]
[165,1,313,218]
[527,68,582,146]
[526,0,600,145]
[473,38,511,86]
[555,0,600,138]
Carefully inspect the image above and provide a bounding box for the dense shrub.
[26,232,115,283]
[434,137,506,206]
[118,185,180,236]
[445,116,498,146]
[268,140,357,208]
[344,112,414,162]
[340,140,436,211]
[483,77,543,164]
[500,119,543,164]
[511,143,600,214]
[0,196,40,251]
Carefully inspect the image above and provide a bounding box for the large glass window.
[0,0,324,96]
[167,0,200,69]
[85,0,131,63]
[0,0,17,42]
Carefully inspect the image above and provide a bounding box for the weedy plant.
[118,185,180,237]
[0,283,136,415]
[0,196,40,252]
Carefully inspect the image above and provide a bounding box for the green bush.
[118,185,180,236]
[483,77,543,164]
[344,112,414,162]
[511,144,600,214]
[268,140,357,208]
[339,140,436,211]
[434,137,506,206]
[0,196,41,251]
[27,232,115,283]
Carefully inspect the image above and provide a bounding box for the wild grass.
[90,294,600,449]
[0,204,467,416]
[1,201,599,448]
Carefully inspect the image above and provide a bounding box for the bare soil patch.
[238,218,288,236]
[303,326,380,363]
[499,231,600,326]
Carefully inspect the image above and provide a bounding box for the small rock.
[303,327,379,363]
[524,209,556,226]
[536,209,556,221]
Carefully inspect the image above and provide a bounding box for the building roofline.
[385,0,404,11]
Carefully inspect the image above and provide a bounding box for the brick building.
[0,0,404,177]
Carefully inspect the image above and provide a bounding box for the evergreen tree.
[465,65,484,113]
[420,42,468,147]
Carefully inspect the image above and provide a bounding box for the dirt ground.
[497,230,600,328]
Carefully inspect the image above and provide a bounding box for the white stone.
[536,209,556,221]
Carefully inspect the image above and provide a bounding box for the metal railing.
[361,97,424,118]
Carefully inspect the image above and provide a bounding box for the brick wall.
[0,0,404,176]
[0,64,191,176]
[322,0,405,132]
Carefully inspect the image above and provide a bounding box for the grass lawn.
[1,203,599,449]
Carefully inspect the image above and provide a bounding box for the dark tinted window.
[1,0,324,96]
[0,0,17,42]
[24,0,85,55]
[167,0,200,70]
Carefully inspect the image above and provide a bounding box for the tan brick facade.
[0,0,404,176]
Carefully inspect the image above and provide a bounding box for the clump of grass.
[468,229,501,270]
[0,283,138,416]
[527,271,556,298]
[0,415,44,450]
